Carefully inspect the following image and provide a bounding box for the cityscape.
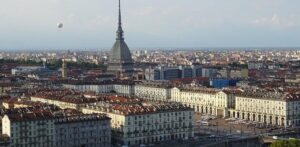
[0,0,300,147]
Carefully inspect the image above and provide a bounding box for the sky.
[0,0,300,50]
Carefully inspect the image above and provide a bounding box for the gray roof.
[109,0,133,64]
[110,40,133,63]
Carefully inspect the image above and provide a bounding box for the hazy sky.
[0,0,300,50]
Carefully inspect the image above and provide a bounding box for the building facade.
[2,112,56,147]
[2,112,111,147]
[134,81,171,101]
[81,97,194,146]
[54,114,111,147]
[30,89,104,110]
[63,83,114,93]
[145,65,202,80]
[171,87,236,117]
[62,81,134,96]
[229,91,300,127]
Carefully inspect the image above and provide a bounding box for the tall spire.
[108,0,134,75]
[116,0,124,40]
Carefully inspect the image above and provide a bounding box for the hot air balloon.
[57,22,63,29]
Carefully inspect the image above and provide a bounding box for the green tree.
[270,139,300,147]
[0,59,107,70]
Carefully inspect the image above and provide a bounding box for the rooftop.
[3,98,50,107]
[237,89,300,101]
[136,81,173,88]
[177,86,221,94]
[60,79,135,85]
[86,95,193,116]
[31,89,105,104]
[6,111,110,122]
[0,105,60,116]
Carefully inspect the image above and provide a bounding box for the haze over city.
[1,0,300,49]
[0,0,300,147]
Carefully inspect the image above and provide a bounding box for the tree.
[270,139,300,147]
[0,59,107,70]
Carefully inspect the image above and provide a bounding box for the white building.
[230,90,300,127]
[62,81,134,96]
[81,96,194,146]
[11,66,47,75]
[113,84,134,96]
[30,89,105,110]
[60,80,300,128]
[134,81,171,101]
[171,87,237,117]
[61,81,239,118]
[248,61,264,70]
[27,89,194,146]
[62,83,113,93]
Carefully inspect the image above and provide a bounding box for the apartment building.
[134,81,172,101]
[2,110,111,147]
[81,96,194,146]
[171,87,238,117]
[62,82,113,93]
[145,65,202,80]
[230,90,300,127]
[62,80,135,96]
[2,111,56,147]
[30,89,104,110]
[54,113,111,147]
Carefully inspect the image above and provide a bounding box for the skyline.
[0,0,300,49]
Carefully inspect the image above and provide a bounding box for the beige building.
[31,96,82,110]
[30,89,104,110]
[113,84,134,96]
[62,81,135,96]
[61,81,239,118]
[2,99,49,109]
[63,81,171,101]
[285,74,300,84]
[62,83,113,93]
[219,68,248,78]
[81,96,194,146]
[26,89,194,146]
[171,87,237,117]
[230,90,300,127]
[230,69,248,78]
[61,60,67,79]
[61,81,300,128]
[134,81,172,101]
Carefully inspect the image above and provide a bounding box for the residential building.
[145,65,202,80]
[81,96,194,146]
[171,87,238,117]
[230,90,300,127]
[134,81,172,101]
[54,113,111,147]
[2,111,56,147]
[1,110,111,147]
[30,89,104,110]
[202,68,218,78]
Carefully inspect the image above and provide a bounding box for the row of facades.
[27,89,195,146]
[2,94,194,147]
[1,107,111,147]
[63,81,300,127]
